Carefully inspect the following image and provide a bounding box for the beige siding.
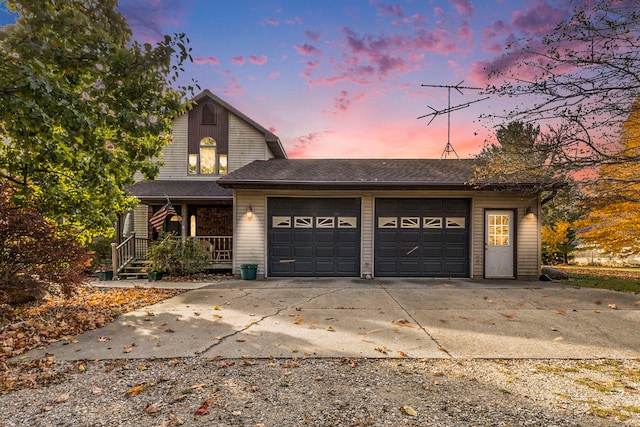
[233,190,267,277]
[228,113,269,172]
[156,114,189,180]
[132,204,149,238]
[471,192,540,280]
[233,189,541,280]
[361,195,374,277]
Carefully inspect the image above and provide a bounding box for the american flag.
[149,202,177,232]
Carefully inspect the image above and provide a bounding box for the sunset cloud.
[294,43,322,56]
[119,0,191,43]
[193,56,220,66]
[266,18,279,26]
[231,56,245,66]
[287,131,332,158]
[374,1,405,18]
[332,89,367,113]
[305,30,322,42]
[223,76,243,97]
[511,0,567,36]
[248,54,268,65]
[451,0,475,17]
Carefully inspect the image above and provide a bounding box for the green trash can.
[240,264,257,280]
[97,270,113,281]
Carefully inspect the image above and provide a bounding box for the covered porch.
[113,180,234,279]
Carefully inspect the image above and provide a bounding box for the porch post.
[181,204,188,239]
[111,243,117,274]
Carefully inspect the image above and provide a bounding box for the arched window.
[199,137,217,174]
[201,102,216,124]
[189,137,227,175]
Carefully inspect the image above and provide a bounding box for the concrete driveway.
[22,278,640,361]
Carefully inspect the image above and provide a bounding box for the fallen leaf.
[54,393,70,404]
[501,311,516,319]
[97,336,110,342]
[326,326,335,332]
[401,405,417,416]
[375,346,388,354]
[127,384,145,397]
[146,402,160,414]
[194,398,215,416]
[396,350,408,357]
[293,315,305,324]
[608,303,618,310]
[169,359,180,367]
[392,318,415,328]
[213,305,221,310]
[91,386,102,394]
[168,412,184,426]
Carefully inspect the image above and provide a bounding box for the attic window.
[201,102,216,125]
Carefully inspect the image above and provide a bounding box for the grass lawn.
[553,265,640,294]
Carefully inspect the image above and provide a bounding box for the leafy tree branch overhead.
[0,0,197,239]
[481,0,640,179]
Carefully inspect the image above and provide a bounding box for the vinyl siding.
[233,189,541,280]
[233,190,267,277]
[132,204,149,239]
[157,114,189,180]
[471,192,540,280]
[228,113,269,172]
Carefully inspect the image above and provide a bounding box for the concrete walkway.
[22,278,640,361]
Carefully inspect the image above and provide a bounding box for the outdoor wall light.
[247,205,254,219]
[525,207,533,218]
[170,214,182,222]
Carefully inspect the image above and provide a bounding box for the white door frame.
[484,209,516,279]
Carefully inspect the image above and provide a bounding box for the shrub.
[146,233,209,277]
[0,187,90,304]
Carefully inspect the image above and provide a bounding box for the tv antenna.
[418,81,488,159]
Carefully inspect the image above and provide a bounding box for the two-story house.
[114,90,285,275]
[115,89,561,281]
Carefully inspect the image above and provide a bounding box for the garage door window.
[446,217,466,228]
[401,217,420,228]
[294,217,313,228]
[316,217,335,228]
[273,216,291,228]
[378,217,398,228]
[338,217,357,228]
[423,217,443,228]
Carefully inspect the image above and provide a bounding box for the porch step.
[118,260,151,280]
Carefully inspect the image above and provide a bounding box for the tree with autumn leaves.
[574,100,640,258]
[480,0,640,262]
[0,1,196,300]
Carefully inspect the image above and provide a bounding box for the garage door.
[268,198,361,277]
[375,198,470,277]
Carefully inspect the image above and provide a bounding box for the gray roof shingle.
[128,180,232,202]
[217,158,493,190]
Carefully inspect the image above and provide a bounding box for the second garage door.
[375,198,470,277]
[268,197,361,277]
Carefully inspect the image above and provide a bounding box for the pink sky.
[117,0,571,159]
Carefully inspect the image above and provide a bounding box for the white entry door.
[485,210,514,278]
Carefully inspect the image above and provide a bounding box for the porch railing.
[192,236,233,263]
[111,234,232,277]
